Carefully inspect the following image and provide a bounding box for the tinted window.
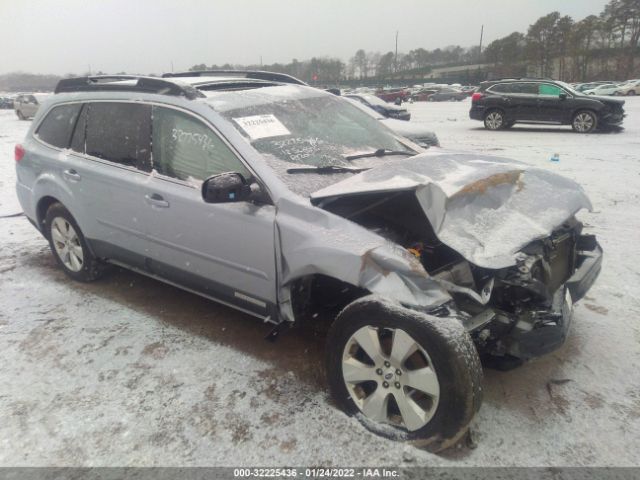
[152,106,249,182]
[85,102,151,170]
[36,103,82,148]
[488,84,509,93]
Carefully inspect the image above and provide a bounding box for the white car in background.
[615,80,640,96]
[14,93,51,120]
[583,83,621,96]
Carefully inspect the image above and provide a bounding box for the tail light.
[471,92,484,102]
[15,144,25,162]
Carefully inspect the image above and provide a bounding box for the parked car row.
[342,83,476,105]
[573,79,640,96]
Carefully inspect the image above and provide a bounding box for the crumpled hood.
[311,152,593,269]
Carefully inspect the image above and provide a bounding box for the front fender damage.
[274,198,451,323]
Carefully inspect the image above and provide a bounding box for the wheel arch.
[36,195,62,237]
[285,273,370,326]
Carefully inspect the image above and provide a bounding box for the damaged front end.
[307,152,603,363]
[448,220,602,362]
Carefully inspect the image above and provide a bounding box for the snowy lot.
[0,98,639,467]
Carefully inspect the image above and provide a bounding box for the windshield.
[223,94,412,168]
[220,91,415,196]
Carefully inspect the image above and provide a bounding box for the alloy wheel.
[342,325,440,432]
[485,111,503,130]
[573,112,595,133]
[51,217,84,272]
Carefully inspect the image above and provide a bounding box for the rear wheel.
[45,203,105,282]
[326,296,483,452]
[572,110,597,133]
[16,110,25,120]
[484,110,504,130]
[628,90,636,96]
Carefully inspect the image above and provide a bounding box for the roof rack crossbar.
[54,75,205,99]
[162,70,307,86]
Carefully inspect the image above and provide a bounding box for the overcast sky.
[0,0,609,75]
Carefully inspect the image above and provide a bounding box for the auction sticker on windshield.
[233,114,291,140]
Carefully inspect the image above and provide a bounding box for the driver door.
[142,106,277,319]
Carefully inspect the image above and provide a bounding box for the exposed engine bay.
[318,189,601,364]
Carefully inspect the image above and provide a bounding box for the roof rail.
[162,70,308,86]
[54,75,205,99]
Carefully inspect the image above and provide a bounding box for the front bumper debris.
[505,238,602,359]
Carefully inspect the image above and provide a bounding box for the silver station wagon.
[15,71,602,451]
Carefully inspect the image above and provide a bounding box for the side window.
[152,106,250,182]
[489,84,511,94]
[539,84,562,96]
[85,102,152,171]
[35,103,82,148]
[510,83,538,95]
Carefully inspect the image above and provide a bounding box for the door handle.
[145,193,170,208]
[63,169,81,182]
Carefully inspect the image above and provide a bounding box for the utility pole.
[260,55,263,67]
[479,25,484,58]
[394,30,399,73]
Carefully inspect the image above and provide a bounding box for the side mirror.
[202,172,251,204]
[559,93,568,100]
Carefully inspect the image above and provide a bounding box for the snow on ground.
[0,98,639,466]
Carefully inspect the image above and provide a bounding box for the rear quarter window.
[35,103,82,149]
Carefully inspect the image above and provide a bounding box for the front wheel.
[326,297,483,452]
[45,203,106,282]
[572,110,597,133]
[484,110,504,130]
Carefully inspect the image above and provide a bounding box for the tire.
[483,109,504,130]
[44,203,105,282]
[427,96,435,102]
[572,110,597,133]
[326,296,483,452]
[628,90,636,96]
[16,110,25,120]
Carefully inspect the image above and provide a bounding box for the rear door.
[508,82,542,120]
[141,106,277,318]
[65,101,154,268]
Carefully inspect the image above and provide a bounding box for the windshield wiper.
[344,148,414,161]
[286,165,370,174]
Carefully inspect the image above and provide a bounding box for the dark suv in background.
[469,78,625,133]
